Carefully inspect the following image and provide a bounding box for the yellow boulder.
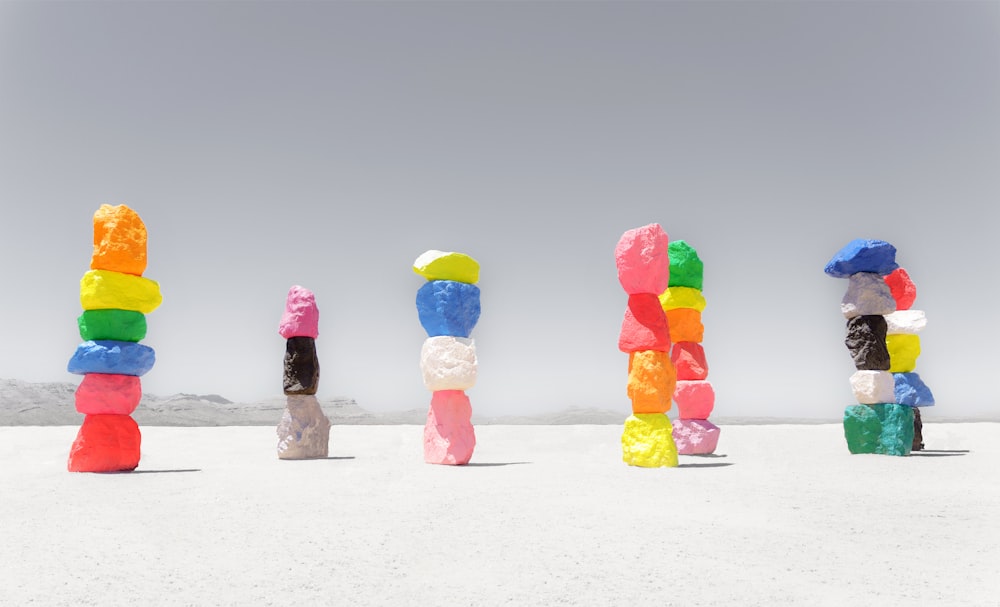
[627,350,675,414]
[886,334,921,373]
[658,286,706,312]
[621,413,679,467]
[80,270,162,313]
[413,250,480,284]
[91,204,148,276]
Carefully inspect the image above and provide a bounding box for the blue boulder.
[824,239,898,278]
[68,340,156,376]
[416,280,481,338]
[894,372,935,407]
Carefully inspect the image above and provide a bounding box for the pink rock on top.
[614,223,670,296]
[278,285,319,339]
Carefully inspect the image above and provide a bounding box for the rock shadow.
[677,462,735,469]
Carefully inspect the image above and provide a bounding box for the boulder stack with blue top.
[824,238,931,456]
[413,250,481,465]
[67,205,162,472]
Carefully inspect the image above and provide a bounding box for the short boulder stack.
[67,204,162,472]
[276,286,331,459]
[616,224,678,467]
[825,239,930,456]
[662,240,720,454]
[414,250,481,465]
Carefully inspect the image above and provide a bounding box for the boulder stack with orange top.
[67,204,162,472]
[616,224,678,468]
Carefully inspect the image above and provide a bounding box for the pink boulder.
[614,224,670,295]
[67,414,141,472]
[75,373,142,415]
[424,390,476,465]
[619,293,671,353]
[884,267,917,310]
[671,342,708,380]
[672,418,720,455]
[673,380,715,419]
[278,285,319,339]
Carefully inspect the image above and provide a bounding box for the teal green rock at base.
[77,309,147,342]
[843,403,914,456]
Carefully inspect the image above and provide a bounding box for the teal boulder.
[843,403,914,456]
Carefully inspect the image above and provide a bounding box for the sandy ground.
[1,423,997,606]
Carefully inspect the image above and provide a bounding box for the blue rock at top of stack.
[824,239,899,278]
[893,372,935,407]
[416,280,481,338]
[67,340,156,376]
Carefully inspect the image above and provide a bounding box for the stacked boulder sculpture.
[662,240,720,454]
[825,238,933,456]
[413,250,481,465]
[616,224,678,468]
[67,204,162,472]
[276,285,331,459]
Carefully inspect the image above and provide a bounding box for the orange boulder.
[90,204,148,276]
[665,308,704,343]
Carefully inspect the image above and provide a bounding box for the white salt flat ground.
[1,423,998,607]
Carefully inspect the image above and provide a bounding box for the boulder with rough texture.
[671,341,708,380]
[886,334,921,373]
[67,340,155,376]
[884,268,916,310]
[90,204,148,276]
[416,280,481,338]
[413,250,480,284]
[673,380,715,419]
[283,336,320,395]
[80,269,163,314]
[667,240,703,290]
[843,403,914,456]
[840,272,897,318]
[658,286,706,312]
[278,285,319,339]
[621,413,678,467]
[824,239,898,278]
[276,395,331,459]
[912,408,925,451]
[664,308,704,343]
[423,390,476,465]
[75,373,142,415]
[614,224,670,295]
[672,419,721,454]
[850,370,895,405]
[67,414,141,472]
[619,294,671,353]
[627,350,675,414]
[420,336,478,391]
[894,372,935,407]
[77,309,147,342]
[843,404,881,454]
[844,315,890,371]
[884,310,927,335]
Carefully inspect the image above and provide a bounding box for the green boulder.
[78,309,147,342]
[843,403,914,456]
[668,240,704,290]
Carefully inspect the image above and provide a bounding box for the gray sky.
[1,1,998,419]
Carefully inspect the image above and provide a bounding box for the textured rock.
[420,336,478,391]
[884,267,916,310]
[90,204,148,276]
[75,373,141,415]
[658,286,706,312]
[619,293,671,353]
[276,395,331,459]
[664,308,704,343]
[894,372,935,407]
[614,224,670,295]
[672,419,721,454]
[824,239,898,278]
[77,309,147,342]
[67,414,141,472]
[621,413,678,467]
[843,403,914,456]
[850,370,895,405]
[844,315,890,371]
[67,340,156,376]
[840,272,897,318]
[283,336,320,395]
[673,380,715,419]
[423,390,476,465]
[627,350,675,414]
[278,285,319,339]
[912,407,925,451]
[413,250,480,284]
[884,310,927,335]
[416,280,481,338]
[80,269,163,314]
[886,334,921,373]
[667,240,703,290]
[671,341,708,380]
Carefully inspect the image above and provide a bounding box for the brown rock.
[283,336,319,395]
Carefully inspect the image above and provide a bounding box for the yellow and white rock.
[412,250,480,284]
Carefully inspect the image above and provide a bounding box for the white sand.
[1,423,997,606]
